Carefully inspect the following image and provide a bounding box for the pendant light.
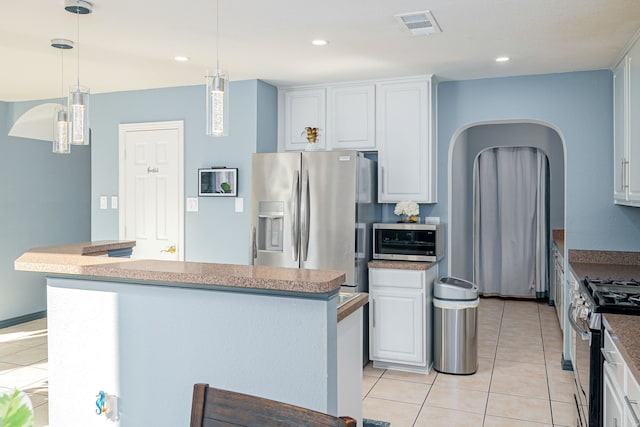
[51,39,74,154]
[205,0,229,137]
[65,0,92,146]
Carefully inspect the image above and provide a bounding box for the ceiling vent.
[395,11,441,35]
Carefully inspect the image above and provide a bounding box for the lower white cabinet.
[604,362,625,427]
[337,305,363,426]
[603,326,640,427]
[552,243,565,330]
[369,265,437,373]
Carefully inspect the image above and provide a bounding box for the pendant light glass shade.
[52,106,71,154]
[68,85,90,145]
[65,0,92,146]
[51,38,73,154]
[205,0,228,137]
[205,70,229,137]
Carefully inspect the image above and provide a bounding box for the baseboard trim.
[0,311,47,329]
[561,354,574,371]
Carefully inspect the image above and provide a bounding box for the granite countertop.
[337,293,368,322]
[368,260,436,271]
[33,240,137,256]
[553,229,564,254]
[604,314,640,385]
[568,250,640,281]
[15,242,345,295]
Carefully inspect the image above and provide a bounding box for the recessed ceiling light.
[311,39,329,46]
[495,56,510,63]
[174,56,190,62]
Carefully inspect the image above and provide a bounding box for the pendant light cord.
[61,49,65,106]
[216,0,220,72]
[76,9,80,88]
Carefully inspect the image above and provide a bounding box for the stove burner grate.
[601,292,628,301]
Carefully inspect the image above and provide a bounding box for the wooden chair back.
[190,383,357,427]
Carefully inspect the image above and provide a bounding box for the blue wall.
[424,70,640,276]
[1,101,91,322]
[90,80,277,263]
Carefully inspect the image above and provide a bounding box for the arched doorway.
[448,121,565,298]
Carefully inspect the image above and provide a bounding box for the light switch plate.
[235,197,244,213]
[186,198,199,212]
[99,196,108,210]
[111,196,118,209]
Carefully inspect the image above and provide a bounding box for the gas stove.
[570,276,640,427]
[583,276,640,314]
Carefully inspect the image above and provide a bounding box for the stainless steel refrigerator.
[251,150,377,292]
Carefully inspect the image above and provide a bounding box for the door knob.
[161,245,176,254]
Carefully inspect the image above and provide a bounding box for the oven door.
[568,303,591,427]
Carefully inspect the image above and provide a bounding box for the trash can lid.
[434,276,478,301]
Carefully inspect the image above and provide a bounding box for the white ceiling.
[3,0,640,102]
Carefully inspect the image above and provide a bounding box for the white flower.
[394,201,419,217]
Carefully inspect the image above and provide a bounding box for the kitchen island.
[15,242,365,427]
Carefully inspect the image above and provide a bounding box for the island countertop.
[15,241,346,295]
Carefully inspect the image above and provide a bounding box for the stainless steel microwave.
[373,223,444,262]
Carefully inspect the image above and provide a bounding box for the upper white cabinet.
[280,84,374,151]
[376,77,436,203]
[614,39,640,207]
[279,76,437,204]
[327,84,376,150]
[281,88,327,151]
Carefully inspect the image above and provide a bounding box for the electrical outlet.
[425,216,440,224]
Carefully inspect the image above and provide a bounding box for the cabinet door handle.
[372,299,375,328]
[625,396,640,427]
[623,159,629,190]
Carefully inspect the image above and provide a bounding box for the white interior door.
[119,121,184,260]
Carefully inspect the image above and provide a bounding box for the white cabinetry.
[602,326,640,427]
[327,84,376,150]
[281,88,326,151]
[376,77,436,203]
[337,305,363,426]
[614,39,640,207]
[552,243,565,330]
[604,365,624,427]
[278,76,437,203]
[280,83,374,152]
[369,265,437,373]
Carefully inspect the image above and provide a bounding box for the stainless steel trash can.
[433,277,479,375]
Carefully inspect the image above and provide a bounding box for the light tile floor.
[0,299,576,427]
[363,298,578,427]
[0,317,48,426]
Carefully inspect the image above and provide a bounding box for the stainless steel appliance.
[569,277,640,427]
[251,151,377,292]
[373,223,444,262]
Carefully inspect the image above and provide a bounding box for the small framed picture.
[199,167,238,197]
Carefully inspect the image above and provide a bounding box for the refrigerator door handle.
[301,170,310,262]
[291,171,300,262]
